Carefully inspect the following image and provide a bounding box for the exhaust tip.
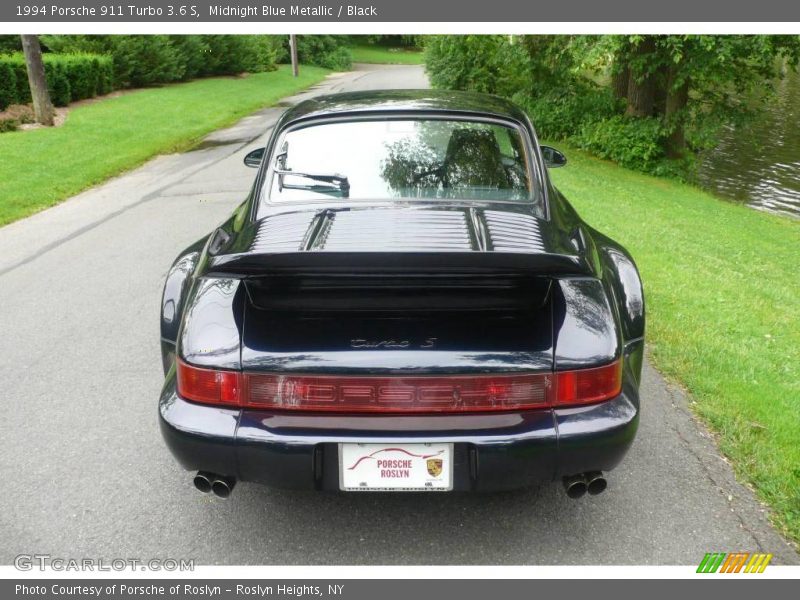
[193,471,213,494]
[586,472,607,495]
[563,474,587,499]
[211,476,236,499]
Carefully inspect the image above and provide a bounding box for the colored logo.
[697,552,772,573]
[426,458,443,477]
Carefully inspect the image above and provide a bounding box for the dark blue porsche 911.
[158,90,645,499]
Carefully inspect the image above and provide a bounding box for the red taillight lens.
[242,372,552,412]
[554,360,622,406]
[176,360,241,407]
[176,359,622,412]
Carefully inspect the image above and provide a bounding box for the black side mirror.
[244,148,264,168]
[541,145,567,168]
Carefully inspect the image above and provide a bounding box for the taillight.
[554,360,622,406]
[176,359,622,413]
[176,360,241,407]
[241,372,552,412]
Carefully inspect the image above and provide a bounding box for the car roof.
[279,89,531,126]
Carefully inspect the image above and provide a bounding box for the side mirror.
[541,145,567,168]
[244,148,264,168]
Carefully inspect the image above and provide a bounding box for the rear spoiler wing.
[202,251,595,279]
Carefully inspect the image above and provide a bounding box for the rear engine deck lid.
[239,306,554,374]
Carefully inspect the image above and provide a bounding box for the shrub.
[168,35,211,80]
[293,35,352,70]
[517,83,621,141]
[38,35,280,86]
[94,55,114,94]
[39,34,107,54]
[0,60,16,110]
[0,104,34,132]
[0,52,114,108]
[0,55,33,104]
[110,36,184,87]
[2,55,32,104]
[43,35,184,87]
[45,54,113,104]
[0,35,21,53]
[45,61,71,106]
[425,35,530,97]
[201,35,279,76]
[58,54,94,98]
[1,35,277,126]
[316,46,352,70]
[239,36,279,73]
[202,35,247,75]
[39,35,181,87]
[573,115,668,173]
[190,35,274,75]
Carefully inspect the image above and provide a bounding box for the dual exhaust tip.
[195,470,605,499]
[563,472,607,499]
[193,471,236,498]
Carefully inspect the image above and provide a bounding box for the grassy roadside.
[548,143,800,545]
[349,44,425,65]
[0,65,329,227]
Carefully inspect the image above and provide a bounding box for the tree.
[612,64,629,100]
[612,35,800,157]
[664,61,689,158]
[289,35,299,77]
[623,36,658,118]
[20,34,55,126]
[424,34,800,171]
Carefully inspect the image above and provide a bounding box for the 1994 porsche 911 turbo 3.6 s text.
[158,90,645,499]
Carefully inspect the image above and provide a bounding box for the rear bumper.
[159,363,640,492]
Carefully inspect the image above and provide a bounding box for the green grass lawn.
[0,65,329,226]
[349,44,425,65]
[548,143,800,545]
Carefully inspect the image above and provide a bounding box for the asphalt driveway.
[0,64,796,565]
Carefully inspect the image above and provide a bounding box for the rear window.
[263,118,537,206]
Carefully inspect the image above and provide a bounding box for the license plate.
[339,442,453,491]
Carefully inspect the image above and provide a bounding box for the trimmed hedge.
[0,60,16,110]
[1,36,282,134]
[0,52,113,110]
[40,35,279,88]
[1,36,284,113]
